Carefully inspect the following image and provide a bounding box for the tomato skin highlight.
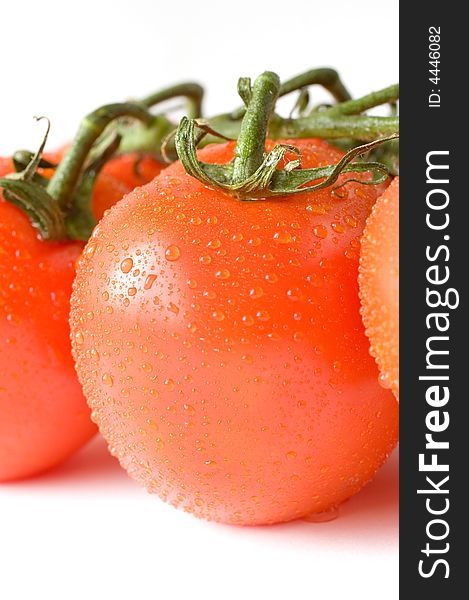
[359,177,399,400]
[70,140,398,525]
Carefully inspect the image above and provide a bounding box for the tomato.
[94,154,163,220]
[0,178,95,481]
[359,177,399,400]
[70,139,398,525]
[43,149,164,221]
[0,150,162,481]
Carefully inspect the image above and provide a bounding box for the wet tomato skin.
[0,152,162,481]
[70,140,398,525]
[0,192,96,481]
[359,177,399,400]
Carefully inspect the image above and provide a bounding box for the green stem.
[231,68,351,119]
[205,111,398,144]
[140,82,204,118]
[232,72,280,184]
[324,84,399,116]
[274,113,399,141]
[47,103,154,211]
[279,68,351,103]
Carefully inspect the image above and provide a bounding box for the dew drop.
[302,507,339,523]
[168,302,180,315]
[74,331,84,345]
[273,231,292,244]
[127,287,137,296]
[286,450,297,459]
[249,287,264,299]
[165,378,175,391]
[102,373,114,387]
[313,224,328,239]
[215,268,230,280]
[241,314,254,326]
[144,274,157,290]
[165,245,181,261]
[331,222,345,233]
[120,257,133,273]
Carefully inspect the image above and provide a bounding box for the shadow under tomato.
[2,435,129,489]
[3,434,398,546]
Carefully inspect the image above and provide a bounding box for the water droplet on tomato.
[242,314,254,326]
[212,310,225,321]
[331,222,345,233]
[215,269,230,280]
[102,373,114,387]
[164,378,175,391]
[144,274,157,290]
[378,373,392,389]
[128,287,137,296]
[273,231,292,244]
[249,287,264,299]
[165,245,181,261]
[120,257,133,273]
[75,331,84,345]
[168,302,179,315]
[302,507,339,522]
[313,225,328,239]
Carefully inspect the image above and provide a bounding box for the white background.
[0,1,399,598]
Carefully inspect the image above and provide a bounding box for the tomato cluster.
[0,72,399,526]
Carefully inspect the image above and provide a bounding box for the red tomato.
[43,149,164,221]
[0,168,95,480]
[70,139,398,525]
[0,150,162,481]
[359,177,399,400]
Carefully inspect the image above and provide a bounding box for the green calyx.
[175,71,399,200]
[1,82,204,241]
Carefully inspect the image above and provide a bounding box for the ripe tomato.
[43,149,164,221]
[70,139,398,525]
[0,176,95,480]
[359,177,399,400]
[0,151,162,481]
